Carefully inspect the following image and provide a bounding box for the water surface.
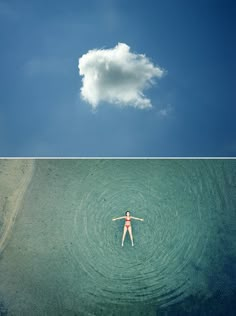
[0,159,235,315]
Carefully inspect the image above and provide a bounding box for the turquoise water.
[0,159,235,315]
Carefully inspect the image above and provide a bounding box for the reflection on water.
[0,159,235,315]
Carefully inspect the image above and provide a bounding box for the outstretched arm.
[112,216,125,221]
[131,216,144,221]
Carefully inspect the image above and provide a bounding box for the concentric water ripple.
[58,159,235,308]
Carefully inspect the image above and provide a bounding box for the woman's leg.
[121,226,128,246]
[128,226,134,246]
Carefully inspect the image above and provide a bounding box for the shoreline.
[0,159,35,253]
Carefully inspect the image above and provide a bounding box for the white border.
[0,157,235,159]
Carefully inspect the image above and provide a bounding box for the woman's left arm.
[131,216,144,221]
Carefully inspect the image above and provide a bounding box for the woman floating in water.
[112,211,144,247]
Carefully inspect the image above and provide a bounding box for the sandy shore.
[0,159,35,253]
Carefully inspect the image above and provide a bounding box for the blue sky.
[0,0,235,156]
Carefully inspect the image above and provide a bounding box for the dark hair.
[125,211,130,216]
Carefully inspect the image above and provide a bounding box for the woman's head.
[125,211,130,216]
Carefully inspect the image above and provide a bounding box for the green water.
[0,159,235,315]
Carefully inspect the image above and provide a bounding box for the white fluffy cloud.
[78,43,165,109]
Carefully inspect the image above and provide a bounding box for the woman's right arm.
[112,216,125,221]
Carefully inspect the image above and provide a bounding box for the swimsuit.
[125,217,131,229]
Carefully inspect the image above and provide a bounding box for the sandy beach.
[0,159,35,253]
